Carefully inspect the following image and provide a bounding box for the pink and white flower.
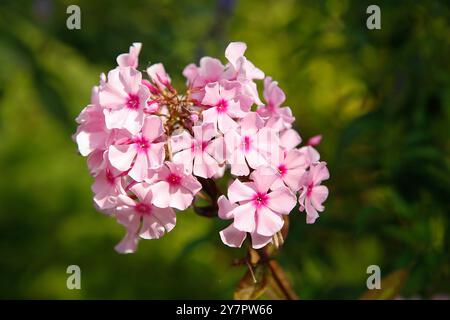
[218,195,273,249]
[115,182,176,254]
[100,67,150,135]
[224,42,264,105]
[108,115,165,181]
[270,149,307,192]
[91,161,126,211]
[170,123,225,178]
[224,167,297,238]
[258,77,295,131]
[149,162,202,210]
[201,80,251,133]
[225,112,279,176]
[75,42,330,253]
[298,162,329,224]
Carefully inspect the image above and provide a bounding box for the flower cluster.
[74,42,329,253]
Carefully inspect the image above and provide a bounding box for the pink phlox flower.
[225,112,279,176]
[74,77,110,157]
[75,104,109,157]
[108,115,165,182]
[270,148,307,192]
[114,182,176,254]
[148,162,202,210]
[218,195,273,249]
[224,167,297,238]
[201,80,251,134]
[298,162,329,224]
[91,159,126,211]
[100,67,150,135]
[171,123,225,178]
[258,77,295,131]
[223,42,264,105]
[116,42,141,69]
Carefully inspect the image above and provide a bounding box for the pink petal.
[142,115,163,142]
[285,149,306,169]
[139,215,165,239]
[108,144,136,171]
[115,232,139,254]
[305,198,319,224]
[310,185,328,212]
[266,187,297,214]
[146,63,171,88]
[201,107,218,125]
[171,131,193,153]
[149,181,170,208]
[146,142,165,169]
[250,232,272,249]
[121,67,142,94]
[255,127,279,154]
[199,57,224,82]
[116,42,141,68]
[180,174,202,194]
[193,122,217,142]
[240,112,264,134]
[194,153,218,178]
[230,153,250,176]
[283,167,306,191]
[170,187,194,210]
[105,107,143,135]
[228,179,256,203]
[152,206,176,232]
[220,224,247,248]
[246,149,268,169]
[225,42,247,69]
[231,202,256,233]
[256,206,284,237]
[128,152,149,182]
[202,83,221,106]
[130,182,152,203]
[280,129,302,150]
[311,162,330,184]
[217,112,238,133]
[173,149,194,174]
[250,166,278,194]
[217,195,238,220]
[206,135,226,164]
[117,195,137,208]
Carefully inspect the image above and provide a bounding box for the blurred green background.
[0,0,449,299]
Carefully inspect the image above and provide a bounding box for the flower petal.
[266,187,297,214]
[256,206,283,237]
[228,179,256,203]
[220,224,247,248]
[108,144,136,171]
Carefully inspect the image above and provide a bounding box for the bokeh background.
[0,0,449,299]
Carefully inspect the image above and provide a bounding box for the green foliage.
[0,0,448,299]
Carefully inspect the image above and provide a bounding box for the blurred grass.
[0,0,449,299]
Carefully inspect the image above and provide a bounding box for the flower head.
[74,42,329,254]
[298,162,330,224]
